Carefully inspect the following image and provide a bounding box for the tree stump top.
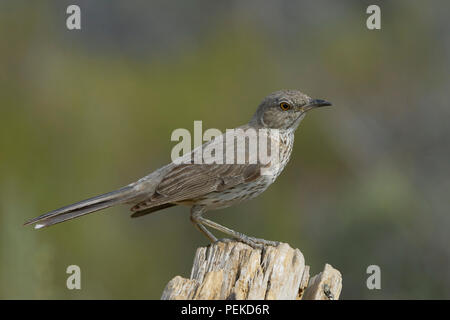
[161,240,342,300]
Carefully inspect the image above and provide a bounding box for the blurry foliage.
[1,0,449,299]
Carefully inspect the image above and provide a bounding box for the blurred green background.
[1,0,449,299]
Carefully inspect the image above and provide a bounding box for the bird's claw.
[212,237,280,250]
[234,236,280,250]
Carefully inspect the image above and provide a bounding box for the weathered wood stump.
[161,240,342,300]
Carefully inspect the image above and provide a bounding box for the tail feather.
[25,185,137,229]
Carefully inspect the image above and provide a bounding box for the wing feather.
[130,163,260,212]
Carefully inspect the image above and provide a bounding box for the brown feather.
[130,163,261,212]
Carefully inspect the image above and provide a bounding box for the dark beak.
[303,99,332,112]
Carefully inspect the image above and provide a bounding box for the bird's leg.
[190,206,279,249]
[190,206,218,242]
[200,217,279,249]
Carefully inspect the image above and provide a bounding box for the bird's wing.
[130,125,271,214]
[130,163,261,213]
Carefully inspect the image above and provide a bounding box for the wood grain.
[161,240,342,300]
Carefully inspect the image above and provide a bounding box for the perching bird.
[24,90,331,248]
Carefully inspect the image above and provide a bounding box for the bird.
[24,90,331,248]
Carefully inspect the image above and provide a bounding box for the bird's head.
[250,89,332,130]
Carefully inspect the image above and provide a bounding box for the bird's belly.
[192,177,272,210]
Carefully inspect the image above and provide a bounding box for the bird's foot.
[233,235,280,250]
[213,237,280,250]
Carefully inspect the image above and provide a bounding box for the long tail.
[24,185,138,229]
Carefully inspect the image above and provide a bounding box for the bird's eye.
[279,102,291,111]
